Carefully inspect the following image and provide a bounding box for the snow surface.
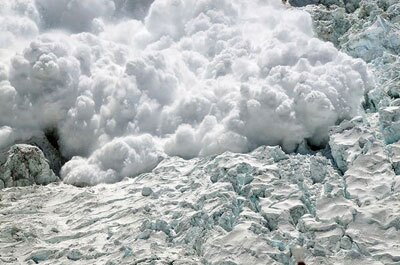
[1,145,399,264]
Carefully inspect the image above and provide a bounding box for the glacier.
[1,143,399,264]
[1,0,400,264]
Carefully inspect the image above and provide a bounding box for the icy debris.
[67,249,82,261]
[329,116,372,173]
[340,235,352,250]
[27,249,57,264]
[305,5,352,47]
[367,67,398,109]
[387,141,400,174]
[288,0,319,7]
[0,144,58,188]
[141,186,153,196]
[379,106,400,144]
[309,155,329,183]
[342,16,400,63]
[306,0,400,58]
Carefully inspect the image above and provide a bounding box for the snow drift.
[0,0,373,185]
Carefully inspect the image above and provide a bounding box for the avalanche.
[1,0,400,264]
[0,0,372,185]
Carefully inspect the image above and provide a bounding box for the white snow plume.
[0,0,374,185]
[35,0,116,32]
[0,1,40,62]
[0,126,14,150]
[61,134,163,186]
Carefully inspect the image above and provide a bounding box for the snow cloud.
[0,0,374,185]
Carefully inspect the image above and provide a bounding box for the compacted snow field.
[1,0,400,264]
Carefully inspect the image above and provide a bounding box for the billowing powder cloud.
[0,0,374,185]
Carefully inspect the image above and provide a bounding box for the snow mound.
[0,144,58,188]
[379,106,400,144]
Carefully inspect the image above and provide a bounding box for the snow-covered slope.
[1,144,399,265]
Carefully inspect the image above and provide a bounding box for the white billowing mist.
[0,0,373,185]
